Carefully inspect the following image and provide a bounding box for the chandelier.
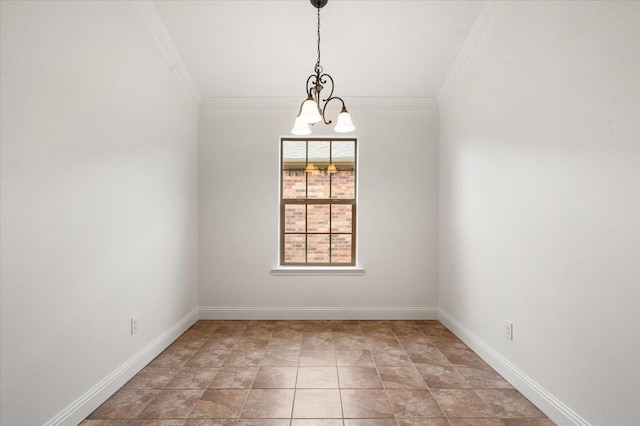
[291,0,355,135]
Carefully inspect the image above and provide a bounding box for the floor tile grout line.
[291,361,301,420]
[394,323,451,424]
[397,324,452,424]
[336,353,346,421]
[370,342,397,422]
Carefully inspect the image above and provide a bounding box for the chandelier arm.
[307,73,323,111]
[305,74,317,96]
[295,99,305,117]
[320,73,335,102]
[295,74,317,118]
[320,96,347,125]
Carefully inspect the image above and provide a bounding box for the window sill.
[271,266,365,276]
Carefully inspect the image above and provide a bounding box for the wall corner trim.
[437,0,504,105]
[44,308,199,426]
[134,0,202,106]
[438,309,592,426]
[200,307,439,321]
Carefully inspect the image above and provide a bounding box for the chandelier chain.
[315,6,322,74]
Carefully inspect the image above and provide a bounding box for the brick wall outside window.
[282,170,354,264]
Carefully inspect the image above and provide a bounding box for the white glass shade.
[327,163,337,174]
[334,110,355,133]
[305,163,316,173]
[291,116,311,135]
[300,99,322,124]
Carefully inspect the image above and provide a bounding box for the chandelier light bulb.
[334,109,355,133]
[291,116,312,135]
[299,98,322,124]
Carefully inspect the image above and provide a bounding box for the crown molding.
[349,97,438,112]
[200,97,438,113]
[134,0,202,106]
[200,97,299,112]
[437,0,505,104]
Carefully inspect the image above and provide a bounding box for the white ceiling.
[153,0,485,99]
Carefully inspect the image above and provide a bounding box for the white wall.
[0,1,199,425]
[199,99,439,317]
[439,1,640,425]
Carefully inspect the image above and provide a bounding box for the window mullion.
[329,141,333,263]
[305,139,309,264]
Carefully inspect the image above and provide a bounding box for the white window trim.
[270,266,365,276]
[276,136,360,269]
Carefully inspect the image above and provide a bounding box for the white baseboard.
[49,307,587,425]
[45,307,199,426]
[199,306,439,320]
[438,309,591,426]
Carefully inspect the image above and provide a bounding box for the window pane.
[308,141,330,168]
[283,140,307,164]
[284,234,306,263]
[282,169,306,200]
[331,204,352,233]
[308,234,330,263]
[307,172,330,199]
[330,141,355,199]
[307,204,329,233]
[331,234,352,264]
[332,141,355,164]
[282,140,307,199]
[284,204,306,233]
[282,170,306,199]
[307,141,330,199]
[331,170,355,199]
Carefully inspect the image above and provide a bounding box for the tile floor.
[81,320,555,426]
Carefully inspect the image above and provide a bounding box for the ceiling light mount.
[292,0,355,135]
[310,0,328,9]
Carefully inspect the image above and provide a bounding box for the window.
[280,138,357,266]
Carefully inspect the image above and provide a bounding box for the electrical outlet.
[131,315,139,335]
[505,320,513,341]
